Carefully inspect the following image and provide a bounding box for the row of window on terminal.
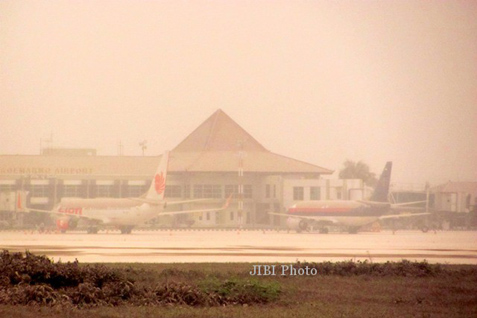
[0,184,254,199]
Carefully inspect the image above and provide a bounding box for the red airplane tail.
[145,151,170,201]
[16,191,28,212]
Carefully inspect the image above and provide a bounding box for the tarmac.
[1,229,476,264]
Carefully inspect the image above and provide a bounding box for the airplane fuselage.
[56,198,164,227]
[287,200,388,227]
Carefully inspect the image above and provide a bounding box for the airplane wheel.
[120,226,133,234]
[420,226,429,233]
[348,227,359,234]
[87,227,99,234]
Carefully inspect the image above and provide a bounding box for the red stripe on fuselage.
[288,207,353,214]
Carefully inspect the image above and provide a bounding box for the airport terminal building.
[0,109,365,229]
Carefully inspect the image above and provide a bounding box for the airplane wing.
[378,212,430,220]
[157,195,233,217]
[129,198,165,205]
[357,200,426,209]
[389,200,428,213]
[356,200,391,208]
[164,199,222,206]
[130,197,224,206]
[18,206,105,222]
[391,200,427,207]
[16,193,104,222]
[268,212,339,224]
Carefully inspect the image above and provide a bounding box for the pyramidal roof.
[0,109,333,176]
[171,109,333,175]
[173,109,267,152]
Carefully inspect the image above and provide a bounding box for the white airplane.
[269,162,430,234]
[16,151,230,234]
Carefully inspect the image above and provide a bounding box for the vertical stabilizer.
[145,151,169,201]
[370,162,392,202]
[16,191,28,212]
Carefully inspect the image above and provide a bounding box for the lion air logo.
[154,172,166,194]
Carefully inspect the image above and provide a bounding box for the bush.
[0,250,281,308]
[294,259,450,277]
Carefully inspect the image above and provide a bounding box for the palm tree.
[339,160,377,186]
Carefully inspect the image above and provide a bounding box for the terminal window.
[127,185,144,197]
[30,185,48,197]
[97,185,114,198]
[293,187,304,201]
[0,185,14,193]
[243,185,252,199]
[63,185,82,197]
[194,184,222,199]
[184,185,191,199]
[225,184,252,199]
[225,185,238,198]
[310,187,321,200]
[165,185,182,198]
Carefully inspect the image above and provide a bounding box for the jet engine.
[55,217,78,233]
[286,217,309,233]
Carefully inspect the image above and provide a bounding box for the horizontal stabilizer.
[268,212,339,224]
[390,200,427,207]
[378,212,430,220]
[357,200,391,208]
[157,194,233,217]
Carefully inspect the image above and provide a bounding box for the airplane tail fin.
[16,191,28,212]
[369,162,392,202]
[145,151,170,201]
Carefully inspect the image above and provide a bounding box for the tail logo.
[154,172,166,194]
[17,193,22,210]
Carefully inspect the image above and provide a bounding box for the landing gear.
[298,220,309,233]
[120,226,133,234]
[87,227,99,234]
[420,225,429,233]
[319,227,329,234]
[348,226,360,234]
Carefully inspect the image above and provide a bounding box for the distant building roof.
[0,109,333,177]
[42,148,97,156]
[431,182,477,194]
[170,151,332,174]
[171,109,332,174]
[174,109,267,152]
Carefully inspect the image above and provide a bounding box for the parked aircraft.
[269,162,429,233]
[16,151,230,234]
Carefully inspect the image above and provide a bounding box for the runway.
[1,230,476,264]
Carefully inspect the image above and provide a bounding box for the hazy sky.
[1,1,476,185]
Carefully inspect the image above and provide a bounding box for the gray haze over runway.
[1,1,476,185]
[1,230,476,264]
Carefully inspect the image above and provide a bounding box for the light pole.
[139,140,147,156]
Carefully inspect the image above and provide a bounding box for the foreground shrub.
[0,250,280,308]
[0,250,122,289]
[210,279,281,305]
[293,259,477,277]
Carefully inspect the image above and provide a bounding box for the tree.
[339,160,377,186]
